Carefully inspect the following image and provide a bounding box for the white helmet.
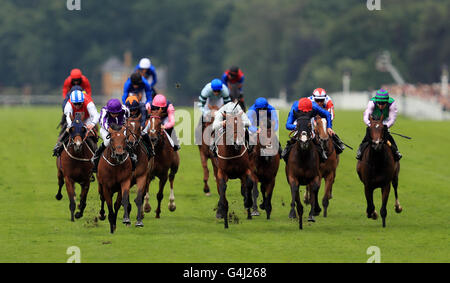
[138,58,151,69]
[312,88,327,100]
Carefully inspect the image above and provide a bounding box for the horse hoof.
[55,194,62,201]
[216,211,223,219]
[289,210,297,219]
[205,192,211,197]
[259,203,266,210]
[75,212,83,219]
[123,218,131,225]
[251,210,260,216]
[98,214,106,221]
[135,221,144,227]
[308,216,316,222]
[144,205,151,213]
[395,205,403,213]
[372,211,378,220]
[168,203,176,212]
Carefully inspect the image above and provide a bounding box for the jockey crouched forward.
[124,96,153,159]
[53,89,99,157]
[144,94,180,152]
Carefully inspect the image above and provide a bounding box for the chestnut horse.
[249,117,280,219]
[56,113,96,221]
[125,115,151,227]
[357,114,402,227]
[97,124,133,233]
[146,109,180,218]
[285,113,322,229]
[304,116,339,218]
[215,111,254,228]
[198,104,219,196]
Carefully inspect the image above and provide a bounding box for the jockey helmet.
[131,73,142,85]
[211,79,223,91]
[70,89,84,104]
[298,97,313,112]
[152,94,168,108]
[138,58,151,69]
[106,99,123,113]
[373,89,390,103]
[125,96,140,111]
[312,88,326,100]
[229,66,239,75]
[255,97,268,109]
[70,68,83,79]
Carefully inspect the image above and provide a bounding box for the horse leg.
[364,186,377,220]
[313,181,322,217]
[103,190,116,233]
[322,172,335,218]
[288,177,298,219]
[241,173,253,220]
[56,168,64,200]
[251,177,260,216]
[200,151,211,196]
[134,176,147,227]
[264,180,275,220]
[75,182,89,219]
[64,177,76,222]
[217,176,229,228]
[155,174,168,218]
[289,180,303,229]
[393,172,402,213]
[168,166,177,212]
[121,181,131,226]
[308,178,320,222]
[380,184,391,228]
[143,175,151,213]
[98,184,106,221]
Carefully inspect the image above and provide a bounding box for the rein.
[63,139,94,162]
[102,149,130,167]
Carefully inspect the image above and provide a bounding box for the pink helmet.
[151,94,167,108]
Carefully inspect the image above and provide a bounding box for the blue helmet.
[211,79,223,91]
[255,97,268,109]
[70,89,85,103]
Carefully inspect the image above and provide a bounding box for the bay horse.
[229,83,246,112]
[356,114,402,227]
[198,104,220,196]
[215,110,254,228]
[125,115,151,227]
[56,113,96,221]
[97,124,133,233]
[285,113,322,229]
[304,116,339,218]
[249,116,280,219]
[146,109,180,218]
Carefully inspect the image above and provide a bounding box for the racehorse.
[304,116,339,218]
[215,111,254,228]
[285,113,322,229]
[228,83,246,112]
[356,114,402,227]
[198,104,220,196]
[125,115,151,227]
[56,113,96,221]
[249,116,280,219]
[146,109,180,218]
[97,124,133,233]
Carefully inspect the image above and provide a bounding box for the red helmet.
[70,69,83,79]
[312,88,326,100]
[298,98,312,112]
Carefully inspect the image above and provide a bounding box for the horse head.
[314,115,329,152]
[126,115,142,149]
[69,113,87,153]
[147,109,164,146]
[108,124,128,162]
[369,113,385,151]
[294,112,313,151]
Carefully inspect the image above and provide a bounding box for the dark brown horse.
[97,124,133,233]
[125,115,151,227]
[56,113,96,221]
[357,114,402,227]
[304,116,339,218]
[249,118,280,219]
[285,114,322,229]
[215,111,254,228]
[146,109,180,218]
[228,83,246,112]
[198,104,220,196]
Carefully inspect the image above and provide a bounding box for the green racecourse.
[0,106,449,263]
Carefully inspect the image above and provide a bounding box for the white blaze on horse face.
[301,131,308,142]
[131,122,136,131]
[150,117,156,134]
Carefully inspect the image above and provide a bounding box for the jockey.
[122,72,153,105]
[247,97,281,155]
[356,89,402,161]
[144,94,180,151]
[52,89,99,157]
[221,66,245,92]
[91,99,135,173]
[309,88,345,154]
[134,58,157,98]
[62,68,92,108]
[210,101,251,156]
[125,96,153,159]
[281,97,335,162]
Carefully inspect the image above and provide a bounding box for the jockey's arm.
[247,108,258,133]
[86,102,100,129]
[63,103,74,127]
[62,77,71,100]
[363,101,375,127]
[285,104,297,131]
[385,100,398,128]
[222,86,231,104]
[241,110,251,128]
[149,66,157,88]
[212,110,224,132]
[122,79,131,104]
[326,99,335,120]
[270,108,279,132]
[163,104,176,130]
[143,79,153,104]
[82,76,92,97]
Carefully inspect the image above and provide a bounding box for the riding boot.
[53,130,69,157]
[141,134,154,158]
[356,127,372,160]
[278,142,283,156]
[245,129,254,153]
[281,139,294,162]
[332,134,345,154]
[387,132,402,161]
[169,128,181,151]
[91,143,106,173]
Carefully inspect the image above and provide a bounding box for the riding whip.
[391,132,412,139]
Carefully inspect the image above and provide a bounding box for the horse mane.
[110,123,123,131]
